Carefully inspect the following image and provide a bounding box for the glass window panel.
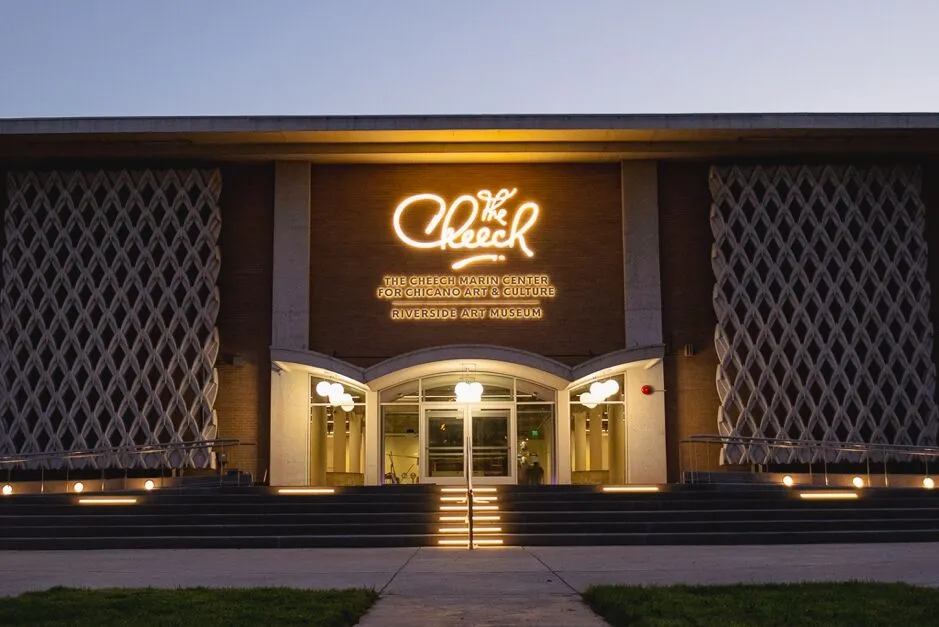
[472,407,510,478]
[382,405,419,484]
[517,403,553,485]
[425,408,464,478]
[516,378,555,403]
[379,379,419,404]
[421,373,513,402]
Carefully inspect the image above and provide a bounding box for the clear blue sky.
[1,0,937,118]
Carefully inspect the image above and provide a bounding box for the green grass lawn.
[583,582,939,627]
[0,587,378,627]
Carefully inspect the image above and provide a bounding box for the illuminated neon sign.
[393,188,539,270]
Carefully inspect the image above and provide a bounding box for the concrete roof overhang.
[2,113,938,162]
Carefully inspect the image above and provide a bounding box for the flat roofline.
[3,112,939,135]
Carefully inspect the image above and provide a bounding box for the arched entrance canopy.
[270,343,665,390]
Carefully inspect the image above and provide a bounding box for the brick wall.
[214,164,275,481]
[658,161,722,480]
[309,163,625,367]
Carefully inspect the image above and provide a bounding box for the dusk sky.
[1,0,937,118]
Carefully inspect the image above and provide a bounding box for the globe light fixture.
[852,476,865,489]
[782,475,794,487]
[73,481,85,493]
[924,477,935,490]
[603,379,620,398]
[579,392,598,409]
[1,484,12,496]
[315,380,332,397]
[454,381,483,403]
[340,393,355,412]
[144,479,155,491]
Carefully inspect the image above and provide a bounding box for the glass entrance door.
[422,404,515,484]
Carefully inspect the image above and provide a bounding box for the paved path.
[2,544,939,625]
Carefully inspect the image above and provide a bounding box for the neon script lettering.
[393,188,539,270]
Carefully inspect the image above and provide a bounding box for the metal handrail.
[680,434,939,486]
[0,438,250,467]
[682,434,939,459]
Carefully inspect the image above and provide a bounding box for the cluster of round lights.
[315,381,355,412]
[579,379,620,408]
[454,381,484,403]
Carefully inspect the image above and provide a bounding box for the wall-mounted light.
[144,480,155,491]
[924,477,935,489]
[852,476,865,489]
[782,475,794,487]
[72,481,85,493]
[1,484,12,496]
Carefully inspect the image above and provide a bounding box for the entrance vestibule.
[380,372,555,486]
[270,354,666,489]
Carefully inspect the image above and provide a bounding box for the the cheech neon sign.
[393,188,539,270]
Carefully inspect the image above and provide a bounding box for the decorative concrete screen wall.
[0,170,222,468]
[710,165,939,464]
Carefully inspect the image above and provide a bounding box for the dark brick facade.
[309,163,626,367]
[658,161,722,480]
[214,164,275,481]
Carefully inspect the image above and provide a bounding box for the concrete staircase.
[495,485,939,545]
[0,486,439,550]
[2,484,939,549]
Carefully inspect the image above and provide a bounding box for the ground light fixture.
[72,481,85,493]
[277,488,336,495]
[782,475,794,487]
[601,486,660,493]
[77,497,138,505]
[924,477,935,489]
[799,491,859,500]
[144,479,155,491]
[1,484,12,496]
[852,476,865,489]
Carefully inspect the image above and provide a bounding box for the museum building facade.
[1,114,938,489]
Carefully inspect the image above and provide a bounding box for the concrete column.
[272,162,311,350]
[270,162,312,486]
[349,410,362,474]
[310,405,327,485]
[621,161,663,349]
[333,410,347,474]
[625,363,667,483]
[621,161,666,484]
[555,389,572,484]
[589,408,603,472]
[365,390,380,485]
[573,407,587,472]
[268,369,309,486]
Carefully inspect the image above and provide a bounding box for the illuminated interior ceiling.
[2,114,939,163]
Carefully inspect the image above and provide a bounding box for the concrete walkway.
[2,544,939,625]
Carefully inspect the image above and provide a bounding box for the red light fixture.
[640,384,654,396]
